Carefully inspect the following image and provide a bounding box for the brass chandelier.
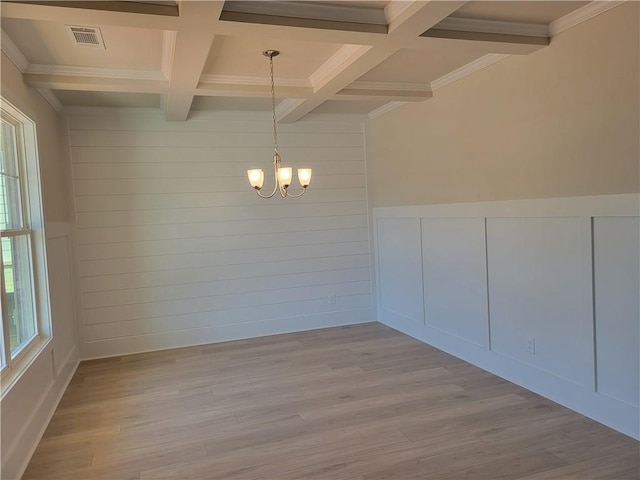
[247,50,312,198]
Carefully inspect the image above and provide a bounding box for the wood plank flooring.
[24,323,639,479]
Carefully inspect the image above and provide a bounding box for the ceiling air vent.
[66,26,105,48]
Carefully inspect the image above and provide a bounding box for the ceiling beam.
[0,0,179,30]
[421,30,549,54]
[277,0,467,123]
[163,1,224,121]
[7,1,179,17]
[334,84,431,103]
[222,1,388,26]
[23,73,167,93]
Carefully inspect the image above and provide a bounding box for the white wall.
[66,108,373,359]
[1,52,79,480]
[374,194,640,439]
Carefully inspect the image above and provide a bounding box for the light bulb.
[247,169,264,189]
[298,168,312,187]
[277,167,293,187]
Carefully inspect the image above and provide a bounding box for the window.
[0,98,50,384]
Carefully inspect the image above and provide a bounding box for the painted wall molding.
[373,193,640,439]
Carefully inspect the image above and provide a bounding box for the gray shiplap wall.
[67,109,373,359]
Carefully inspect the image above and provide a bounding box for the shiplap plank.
[79,240,369,277]
[82,268,371,309]
[78,228,368,261]
[81,254,371,293]
[73,175,364,196]
[67,115,364,134]
[83,281,371,325]
[75,201,367,228]
[69,146,365,163]
[69,130,363,148]
[72,162,365,180]
[74,189,366,212]
[77,215,368,244]
[83,296,372,341]
[82,309,374,358]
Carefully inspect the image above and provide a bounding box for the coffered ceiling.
[0,1,602,122]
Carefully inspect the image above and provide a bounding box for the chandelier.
[247,50,312,198]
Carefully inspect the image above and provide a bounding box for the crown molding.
[549,0,626,36]
[349,81,431,93]
[430,53,509,91]
[161,30,176,81]
[36,89,62,112]
[199,74,311,88]
[368,101,407,120]
[1,29,29,72]
[433,17,549,38]
[24,64,166,81]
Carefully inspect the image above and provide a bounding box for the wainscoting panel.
[486,217,585,385]
[67,110,373,359]
[47,234,77,376]
[1,222,79,480]
[593,216,640,407]
[421,217,488,347]
[373,194,640,439]
[376,217,424,326]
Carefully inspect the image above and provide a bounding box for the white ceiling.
[0,1,593,121]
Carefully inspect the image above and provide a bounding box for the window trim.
[0,97,52,398]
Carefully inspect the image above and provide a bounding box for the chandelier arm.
[256,186,278,199]
[256,162,280,198]
[282,187,307,198]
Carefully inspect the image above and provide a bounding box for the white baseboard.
[380,314,639,440]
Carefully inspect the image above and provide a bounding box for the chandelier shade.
[247,50,312,198]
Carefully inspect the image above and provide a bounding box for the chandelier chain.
[247,49,311,199]
[269,54,278,154]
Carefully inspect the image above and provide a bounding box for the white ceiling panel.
[2,18,163,70]
[357,46,483,84]
[202,35,342,78]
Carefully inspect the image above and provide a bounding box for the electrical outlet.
[328,293,336,304]
[527,337,536,354]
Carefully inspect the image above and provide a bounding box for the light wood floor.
[24,323,639,480]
